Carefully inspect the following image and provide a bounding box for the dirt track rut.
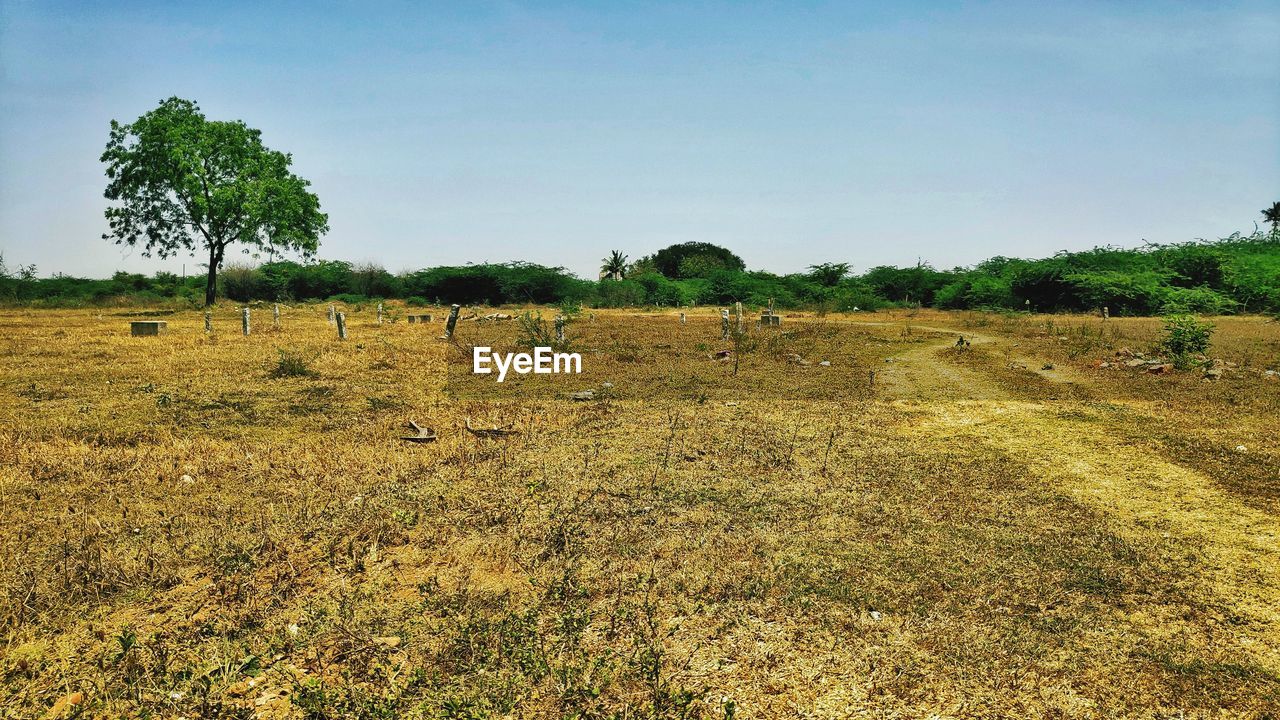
[857,320,1280,673]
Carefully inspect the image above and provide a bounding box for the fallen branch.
[399,421,437,443]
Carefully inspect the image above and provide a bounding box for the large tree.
[101,97,328,306]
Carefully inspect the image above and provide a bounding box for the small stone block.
[760,315,781,326]
[130,321,167,336]
[408,314,433,324]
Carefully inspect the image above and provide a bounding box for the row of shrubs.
[2,232,1278,314]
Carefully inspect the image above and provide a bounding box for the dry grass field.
[1,304,1278,719]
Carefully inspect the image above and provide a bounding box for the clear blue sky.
[2,1,1277,280]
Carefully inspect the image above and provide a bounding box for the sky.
[1,1,1278,280]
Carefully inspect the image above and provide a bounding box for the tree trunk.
[204,244,222,307]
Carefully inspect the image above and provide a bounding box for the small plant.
[114,627,137,662]
[557,299,583,320]
[270,348,318,378]
[516,311,572,352]
[1158,314,1214,369]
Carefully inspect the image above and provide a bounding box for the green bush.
[1158,314,1214,368]
[1159,287,1237,315]
[269,349,318,379]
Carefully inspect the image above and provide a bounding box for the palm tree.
[1263,202,1280,237]
[600,250,628,280]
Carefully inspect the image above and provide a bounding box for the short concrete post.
[721,309,730,340]
[130,321,167,336]
[555,315,566,342]
[204,312,211,333]
[272,303,280,327]
[679,312,686,324]
[1102,306,1109,321]
[377,303,384,324]
[327,304,336,325]
[443,304,461,339]
[241,307,251,336]
[734,302,743,333]
[767,298,774,317]
[336,312,347,340]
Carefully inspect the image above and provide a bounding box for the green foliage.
[631,273,690,306]
[12,230,1280,315]
[269,349,318,379]
[601,250,628,279]
[592,279,648,308]
[515,311,572,352]
[1262,201,1280,235]
[401,263,590,306]
[806,262,851,286]
[101,97,328,305]
[651,242,745,279]
[1159,287,1237,315]
[1158,315,1214,368]
[863,264,953,305]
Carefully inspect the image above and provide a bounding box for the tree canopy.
[101,97,328,305]
[650,242,745,278]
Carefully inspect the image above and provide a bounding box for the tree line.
[4,232,1279,315]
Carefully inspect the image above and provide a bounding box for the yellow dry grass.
[0,304,1278,719]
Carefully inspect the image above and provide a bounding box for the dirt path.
[860,320,1280,673]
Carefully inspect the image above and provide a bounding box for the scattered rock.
[713,350,733,361]
[1125,359,1148,368]
[180,474,195,485]
[818,360,831,367]
[1115,347,1136,358]
[1236,445,1248,453]
[1041,363,1054,371]
[1145,364,1174,374]
[1203,368,1223,380]
[600,382,614,390]
[868,610,882,622]
[570,390,595,401]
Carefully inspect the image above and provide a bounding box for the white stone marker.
[336,312,347,340]
[241,307,251,336]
